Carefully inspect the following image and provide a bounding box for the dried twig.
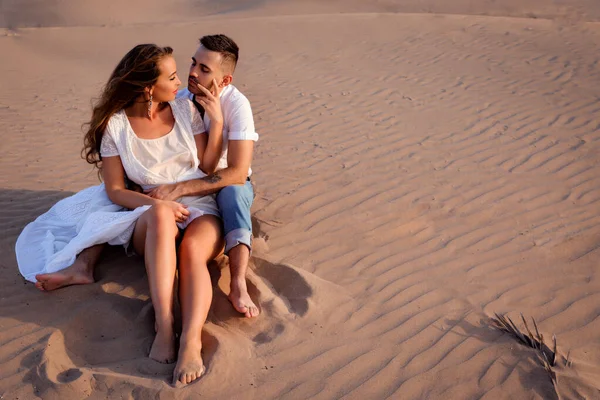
[491,313,557,383]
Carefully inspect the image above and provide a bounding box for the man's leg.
[216,180,260,318]
[35,244,104,291]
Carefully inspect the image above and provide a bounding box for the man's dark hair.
[199,34,239,72]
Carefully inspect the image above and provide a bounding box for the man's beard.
[189,77,214,97]
[188,77,201,95]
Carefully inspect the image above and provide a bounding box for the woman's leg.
[173,214,223,386]
[35,244,104,291]
[132,203,180,363]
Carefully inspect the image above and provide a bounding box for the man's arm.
[146,140,254,200]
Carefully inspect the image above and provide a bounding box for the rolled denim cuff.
[224,228,252,254]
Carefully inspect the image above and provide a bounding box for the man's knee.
[217,185,250,211]
[217,184,253,253]
[218,185,252,223]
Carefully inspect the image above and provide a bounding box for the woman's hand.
[194,79,223,124]
[160,200,190,223]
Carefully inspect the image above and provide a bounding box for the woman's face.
[150,56,181,102]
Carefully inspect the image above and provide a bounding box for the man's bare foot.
[228,278,260,318]
[172,337,205,387]
[34,259,94,291]
[149,328,176,364]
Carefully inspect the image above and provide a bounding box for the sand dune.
[2,0,600,28]
[2,1,600,399]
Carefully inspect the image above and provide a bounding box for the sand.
[1,1,600,399]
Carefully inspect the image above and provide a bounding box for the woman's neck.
[126,97,164,120]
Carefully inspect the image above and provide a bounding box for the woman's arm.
[195,120,223,174]
[103,152,190,224]
[102,156,162,209]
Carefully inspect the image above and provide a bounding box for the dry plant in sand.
[491,313,558,383]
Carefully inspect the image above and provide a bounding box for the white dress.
[16,98,219,282]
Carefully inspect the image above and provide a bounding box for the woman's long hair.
[82,44,173,172]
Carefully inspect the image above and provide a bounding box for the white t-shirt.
[177,84,258,176]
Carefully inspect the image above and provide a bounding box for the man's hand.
[145,183,181,201]
[194,79,223,124]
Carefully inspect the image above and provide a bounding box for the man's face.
[187,45,224,96]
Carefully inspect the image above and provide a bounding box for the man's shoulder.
[222,85,257,140]
[222,85,252,111]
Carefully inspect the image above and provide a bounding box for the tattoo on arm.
[204,172,222,184]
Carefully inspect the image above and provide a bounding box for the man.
[35,34,260,319]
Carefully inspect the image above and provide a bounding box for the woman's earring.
[147,94,153,118]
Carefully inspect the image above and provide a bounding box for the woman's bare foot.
[34,245,103,291]
[34,259,94,291]
[228,278,260,318]
[149,327,176,364]
[172,337,205,387]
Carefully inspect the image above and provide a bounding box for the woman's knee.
[145,203,178,233]
[179,217,223,260]
[179,236,219,260]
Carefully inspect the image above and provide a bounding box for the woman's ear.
[145,86,153,99]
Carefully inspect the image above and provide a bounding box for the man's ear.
[221,74,233,87]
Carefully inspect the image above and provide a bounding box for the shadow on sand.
[0,188,312,397]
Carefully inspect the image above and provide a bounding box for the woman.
[16,44,222,386]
